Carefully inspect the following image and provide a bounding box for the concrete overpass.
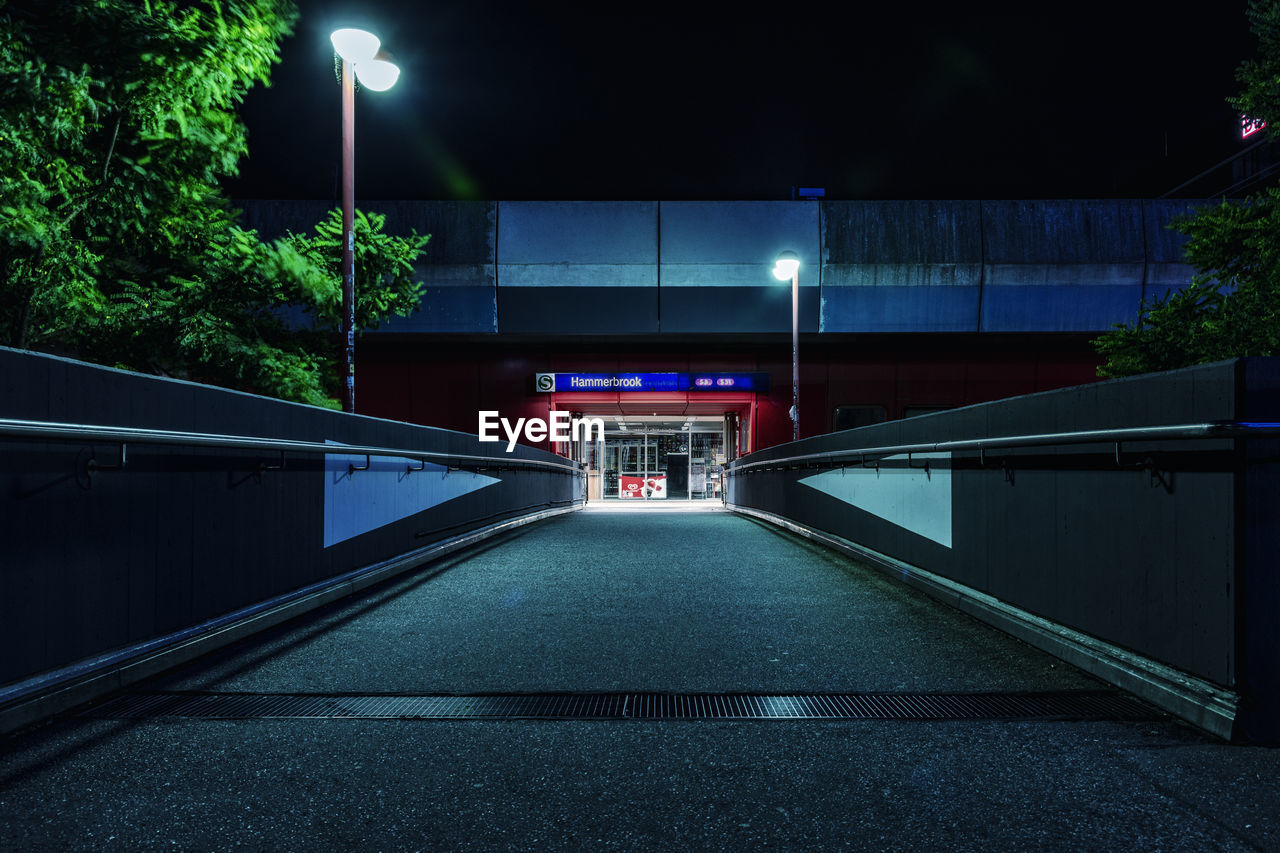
[239,198,1205,336]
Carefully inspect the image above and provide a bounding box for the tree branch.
[58,110,124,231]
[101,110,121,184]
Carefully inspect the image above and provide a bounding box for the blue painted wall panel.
[821,286,981,333]
[980,285,1146,332]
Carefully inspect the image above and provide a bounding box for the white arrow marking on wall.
[324,442,501,548]
[798,452,952,548]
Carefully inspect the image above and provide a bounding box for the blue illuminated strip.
[551,372,769,392]
[557,373,679,392]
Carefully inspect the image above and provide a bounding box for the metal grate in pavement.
[85,690,1158,722]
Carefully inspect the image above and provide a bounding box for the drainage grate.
[86,690,1158,722]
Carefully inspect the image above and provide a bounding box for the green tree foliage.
[1095,0,1280,377]
[1095,194,1280,377]
[0,0,426,407]
[283,209,428,335]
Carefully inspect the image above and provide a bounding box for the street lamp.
[773,250,800,442]
[330,28,400,413]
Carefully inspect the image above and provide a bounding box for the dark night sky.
[223,1,1259,202]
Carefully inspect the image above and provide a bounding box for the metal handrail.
[0,418,583,474]
[727,421,1280,474]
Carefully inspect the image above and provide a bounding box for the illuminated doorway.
[592,416,725,501]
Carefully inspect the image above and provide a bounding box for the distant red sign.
[1243,115,1267,140]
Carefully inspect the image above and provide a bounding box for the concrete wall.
[726,358,1280,742]
[237,198,1204,337]
[659,201,820,334]
[821,200,983,332]
[0,348,580,709]
[497,201,659,334]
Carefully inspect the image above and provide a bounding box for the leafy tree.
[283,209,428,336]
[1095,0,1280,377]
[0,0,426,407]
[1094,193,1280,376]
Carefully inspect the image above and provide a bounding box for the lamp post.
[330,28,400,413]
[773,250,801,442]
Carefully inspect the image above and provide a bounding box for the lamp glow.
[330,28,380,62]
[356,57,400,91]
[773,251,800,281]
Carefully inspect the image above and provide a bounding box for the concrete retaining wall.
[726,358,1280,742]
[0,348,581,725]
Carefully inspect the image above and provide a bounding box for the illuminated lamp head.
[331,28,400,91]
[773,250,800,281]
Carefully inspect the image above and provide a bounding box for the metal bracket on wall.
[258,450,286,476]
[348,454,371,475]
[907,453,932,478]
[83,443,128,488]
[976,447,1012,483]
[406,458,426,473]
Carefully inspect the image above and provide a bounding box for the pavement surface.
[2,505,1278,850]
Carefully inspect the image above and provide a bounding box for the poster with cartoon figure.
[619,475,667,499]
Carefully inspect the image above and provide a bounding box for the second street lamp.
[773,250,801,442]
[330,28,400,413]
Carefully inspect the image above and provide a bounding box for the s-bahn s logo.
[535,373,555,392]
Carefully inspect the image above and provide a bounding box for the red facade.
[358,335,1102,455]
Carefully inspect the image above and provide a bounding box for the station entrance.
[540,370,764,502]
[587,415,726,501]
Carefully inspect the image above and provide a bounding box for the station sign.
[535,372,769,393]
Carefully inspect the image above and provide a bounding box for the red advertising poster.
[619,475,667,499]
